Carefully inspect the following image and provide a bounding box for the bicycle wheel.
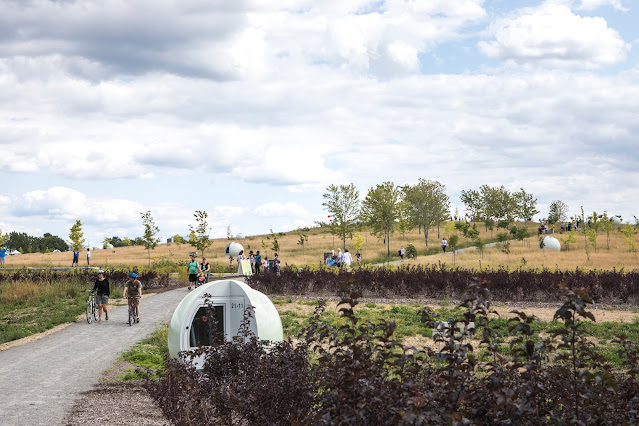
[128,303,133,326]
[92,299,98,322]
[86,299,92,324]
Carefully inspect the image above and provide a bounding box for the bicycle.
[126,296,140,326]
[86,290,97,324]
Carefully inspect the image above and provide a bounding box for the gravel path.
[0,286,191,426]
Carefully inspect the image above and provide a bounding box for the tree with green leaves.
[141,210,161,266]
[460,189,483,222]
[321,183,360,251]
[600,211,613,249]
[513,188,539,223]
[402,179,450,248]
[548,200,569,224]
[171,234,185,244]
[270,229,280,253]
[69,219,85,252]
[359,181,401,257]
[0,229,7,247]
[188,210,212,257]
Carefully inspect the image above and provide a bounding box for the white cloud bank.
[478,2,630,67]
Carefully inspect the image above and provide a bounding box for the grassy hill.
[4,222,639,272]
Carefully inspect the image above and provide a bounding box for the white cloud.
[576,0,629,11]
[478,2,630,67]
[254,201,307,217]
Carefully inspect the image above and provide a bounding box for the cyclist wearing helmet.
[123,272,142,322]
[92,270,110,323]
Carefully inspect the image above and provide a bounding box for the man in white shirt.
[343,249,352,268]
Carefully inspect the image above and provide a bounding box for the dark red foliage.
[146,276,639,424]
[0,268,170,289]
[247,265,639,304]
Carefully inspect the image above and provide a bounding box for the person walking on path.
[200,257,210,283]
[0,246,6,269]
[187,255,199,290]
[355,250,361,268]
[399,246,405,260]
[86,248,91,266]
[92,270,110,323]
[441,238,448,253]
[72,249,79,267]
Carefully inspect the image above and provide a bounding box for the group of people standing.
[235,250,280,274]
[72,248,91,267]
[325,248,359,268]
[187,255,211,290]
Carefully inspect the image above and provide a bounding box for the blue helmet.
[129,272,138,278]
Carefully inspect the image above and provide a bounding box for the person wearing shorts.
[188,255,199,290]
[92,269,110,323]
[0,246,6,268]
[123,273,142,322]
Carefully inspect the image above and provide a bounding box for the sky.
[1,0,638,246]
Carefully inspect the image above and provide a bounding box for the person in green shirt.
[187,255,200,290]
[122,272,142,322]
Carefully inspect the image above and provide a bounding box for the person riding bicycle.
[122,272,142,323]
[91,269,110,323]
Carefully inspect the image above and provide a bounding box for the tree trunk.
[424,227,429,248]
[437,222,440,239]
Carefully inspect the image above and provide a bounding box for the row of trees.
[0,231,68,254]
[460,185,539,227]
[321,181,539,257]
[68,211,212,266]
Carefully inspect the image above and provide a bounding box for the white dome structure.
[168,279,283,368]
[611,216,622,225]
[225,242,244,257]
[235,233,245,239]
[540,236,561,251]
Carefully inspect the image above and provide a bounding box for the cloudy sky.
[1,0,638,246]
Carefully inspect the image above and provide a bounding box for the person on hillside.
[399,246,405,260]
[72,249,79,267]
[86,248,91,266]
[0,246,6,269]
[200,257,210,283]
[355,250,361,268]
[122,272,142,323]
[248,251,255,273]
[92,270,110,323]
[343,249,352,269]
[273,253,280,274]
[255,251,262,273]
[237,250,244,271]
[187,255,199,290]
[441,238,448,253]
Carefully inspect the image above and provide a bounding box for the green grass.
[119,324,169,380]
[0,281,90,344]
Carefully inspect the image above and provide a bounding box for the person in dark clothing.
[255,251,262,273]
[92,269,110,323]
